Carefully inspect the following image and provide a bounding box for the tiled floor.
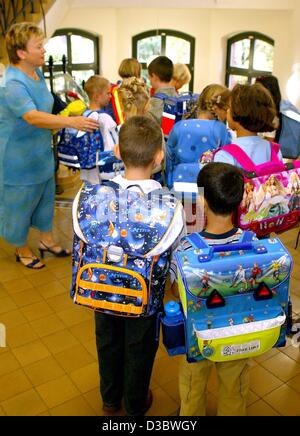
[0,181,300,416]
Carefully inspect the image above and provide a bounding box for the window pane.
[137,36,161,64]
[230,39,250,69]
[253,39,274,72]
[45,35,68,65]
[71,35,95,64]
[51,72,89,104]
[228,75,249,89]
[72,70,95,87]
[166,36,190,64]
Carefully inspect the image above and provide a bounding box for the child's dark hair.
[255,75,281,114]
[119,116,162,168]
[230,83,276,133]
[148,56,173,83]
[197,163,244,216]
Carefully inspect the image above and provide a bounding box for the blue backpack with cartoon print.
[162,231,292,362]
[57,110,104,170]
[70,181,183,317]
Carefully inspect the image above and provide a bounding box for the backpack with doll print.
[220,142,300,237]
[70,181,183,317]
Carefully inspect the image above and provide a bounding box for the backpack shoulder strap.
[270,142,281,162]
[221,144,256,172]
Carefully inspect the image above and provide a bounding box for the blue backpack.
[57,110,104,170]
[163,231,292,362]
[279,100,300,159]
[57,110,124,179]
[70,181,183,317]
[154,92,199,138]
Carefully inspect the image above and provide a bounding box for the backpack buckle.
[107,245,124,263]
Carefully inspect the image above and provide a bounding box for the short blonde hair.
[118,58,141,79]
[84,75,110,99]
[6,22,44,64]
[118,77,149,119]
[173,63,191,86]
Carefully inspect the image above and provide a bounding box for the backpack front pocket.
[75,263,148,316]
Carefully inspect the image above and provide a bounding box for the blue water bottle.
[161,301,186,356]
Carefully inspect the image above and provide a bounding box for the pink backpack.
[221,143,300,237]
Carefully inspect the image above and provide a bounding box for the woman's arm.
[23,110,99,132]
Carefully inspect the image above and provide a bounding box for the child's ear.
[154,149,164,167]
[114,144,121,160]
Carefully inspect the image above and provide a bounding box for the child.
[147,56,177,125]
[95,115,185,416]
[171,162,250,416]
[166,84,231,188]
[214,83,283,166]
[118,77,150,119]
[170,63,191,93]
[118,58,142,80]
[84,75,118,150]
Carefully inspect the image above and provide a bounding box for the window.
[43,28,99,92]
[133,30,195,92]
[226,32,274,88]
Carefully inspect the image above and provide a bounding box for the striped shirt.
[170,228,243,283]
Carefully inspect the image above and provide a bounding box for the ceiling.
[69,0,296,9]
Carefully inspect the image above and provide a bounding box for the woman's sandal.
[16,252,45,270]
[39,241,71,259]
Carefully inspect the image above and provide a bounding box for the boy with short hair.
[147,56,177,125]
[84,75,118,151]
[95,115,185,416]
[171,162,251,416]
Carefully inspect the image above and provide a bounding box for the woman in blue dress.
[0,22,98,269]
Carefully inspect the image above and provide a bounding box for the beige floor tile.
[146,386,179,416]
[11,289,43,308]
[206,392,217,416]
[46,293,74,312]
[247,399,280,416]
[0,405,5,416]
[250,365,284,397]
[247,390,260,406]
[69,320,95,343]
[37,411,51,416]
[152,356,179,386]
[41,329,80,355]
[50,395,97,416]
[36,375,80,409]
[290,294,300,314]
[160,379,180,404]
[60,277,73,290]
[254,348,279,363]
[3,278,33,295]
[12,339,51,366]
[0,285,8,299]
[286,373,300,394]
[0,296,18,314]
[280,345,300,362]
[0,309,28,329]
[30,314,65,338]
[26,270,58,286]
[0,369,32,402]
[7,324,39,348]
[24,356,65,386]
[69,362,99,394]
[83,388,102,416]
[51,265,72,280]
[0,351,20,377]
[261,352,300,382]
[20,301,54,322]
[81,339,98,359]
[37,281,67,300]
[264,384,300,416]
[54,344,95,373]
[56,307,92,327]
[1,389,47,416]
[0,269,24,283]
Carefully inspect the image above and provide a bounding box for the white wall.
[52,6,293,97]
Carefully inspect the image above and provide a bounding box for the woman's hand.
[68,116,99,132]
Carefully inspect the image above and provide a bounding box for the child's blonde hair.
[118,77,149,119]
[118,58,141,79]
[6,22,44,65]
[173,63,191,88]
[84,75,110,99]
[196,84,230,119]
